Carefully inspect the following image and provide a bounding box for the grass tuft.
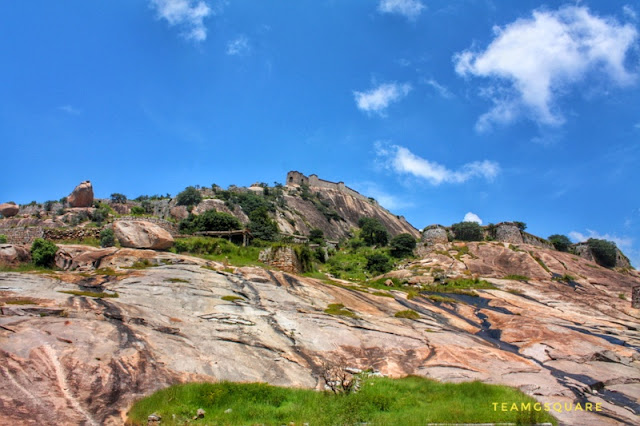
[59,290,119,298]
[395,309,420,319]
[503,274,530,282]
[324,303,357,318]
[221,295,244,302]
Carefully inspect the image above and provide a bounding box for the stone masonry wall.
[0,227,45,245]
[286,171,368,202]
[259,246,302,274]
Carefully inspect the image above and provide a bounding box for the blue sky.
[1,1,639,266]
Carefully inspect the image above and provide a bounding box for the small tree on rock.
[390,233,416,258]
[451,221,483,241]
[548,234,571,252]
[176,186,203,207]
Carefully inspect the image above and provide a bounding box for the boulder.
[422,225,448,245]
[68,181,94,207]
[170,205,189,220]
[0,244,31,265]
[113,221,174,250]
[0,203,19,218]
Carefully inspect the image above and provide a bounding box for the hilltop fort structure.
[286,171,370,203]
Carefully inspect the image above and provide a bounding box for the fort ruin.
[286,171,370,203]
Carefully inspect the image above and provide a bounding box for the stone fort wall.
[286,171,369,202]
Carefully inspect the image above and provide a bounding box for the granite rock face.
[0,202,19,218]
[0,243,638,425]
[68,181,94,208]
[113,221,174,250]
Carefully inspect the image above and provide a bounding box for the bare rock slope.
[1,242,639,425]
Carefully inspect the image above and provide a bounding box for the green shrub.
[309,228,324,244]
[99,228,115,248]
[130,206,145,215]
[513,221,527,231]
[30,238,58,268]
[294,245,314,273]
[365,253,392,274]
[389,233,416,258]
[110,193,127,204]
[451,221,483,241]
[0,234,7,244]
[248,206,278,241]
[587,238,617,268]
[176,186,203,207]
[358,217,389,246]
[548,234,571,252]
[179,211,242,234]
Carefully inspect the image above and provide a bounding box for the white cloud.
[463,212,483,224]
[226,35,250,56]
[424,78,454,99]
[58,105,81,115]
[354,82,412,115]
[150,0,213,42]
[624,5,637,21]
[634,122,640,129]
[375,142,500,185]
[454,6,638,131]
[568,229,632,248]
[378,0,425,20]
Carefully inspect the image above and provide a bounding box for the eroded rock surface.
[68,181,94,208]
[0,243,639,425]
[113,221,174,250]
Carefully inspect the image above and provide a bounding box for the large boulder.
[113,221,174,250]
[422,225,448,245]
[0,203,19,218]
[68,181,94,207]
[0,244,31,265]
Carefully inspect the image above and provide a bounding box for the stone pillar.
[632,286,640,309]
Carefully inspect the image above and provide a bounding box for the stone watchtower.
[286,171,309,187]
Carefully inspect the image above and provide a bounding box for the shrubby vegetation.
[513,221,527,231]
[548,234,571,252]
[587,238,617,268]
[179,211,242,234]
[365,253,392,274]
[0,234,7,244]
[110,193,127,204]
[30,238,58,268]
[358,217,389,246]
[175,186,202,207]
[130,206,146,216]
[100,228,115,248]
[389,233,416,258]
[451,221,484,241]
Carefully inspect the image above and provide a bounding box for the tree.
[248,206,278,241]
[100,228,116,247]
[390,233,416,258]
[179,210,242,234]
[309,228,324,245]
[358,217,389,246]
[31,238,58,268]
[451,221,483,241]
[548,234,571,252]
[110,193,127,204]
[587,238,617,268]
[513,221,527,231]
[176,186,203,207]
[130,206,146,215]
[365,253,392,274]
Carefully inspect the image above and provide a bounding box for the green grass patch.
[123,259,158,269]
[425,277,495,294]
[221,295,244,302]
[372,291,394,298]
[126,377,556,425]
[324,303,357,318]
[427,294,458,303]
[172,237,264,268]
[552,274,577,283]
[395,309,420,319]
[94,268,126,277]
[59,290,119,298]
[165,278,190,283]
[0,263,53,273]
[619,293,627,300]
[530,252,551,273]
[503,274,530,282]
[2,298,39,305]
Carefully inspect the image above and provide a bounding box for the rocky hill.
[1,175,639,425]
[0,240,639,425]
